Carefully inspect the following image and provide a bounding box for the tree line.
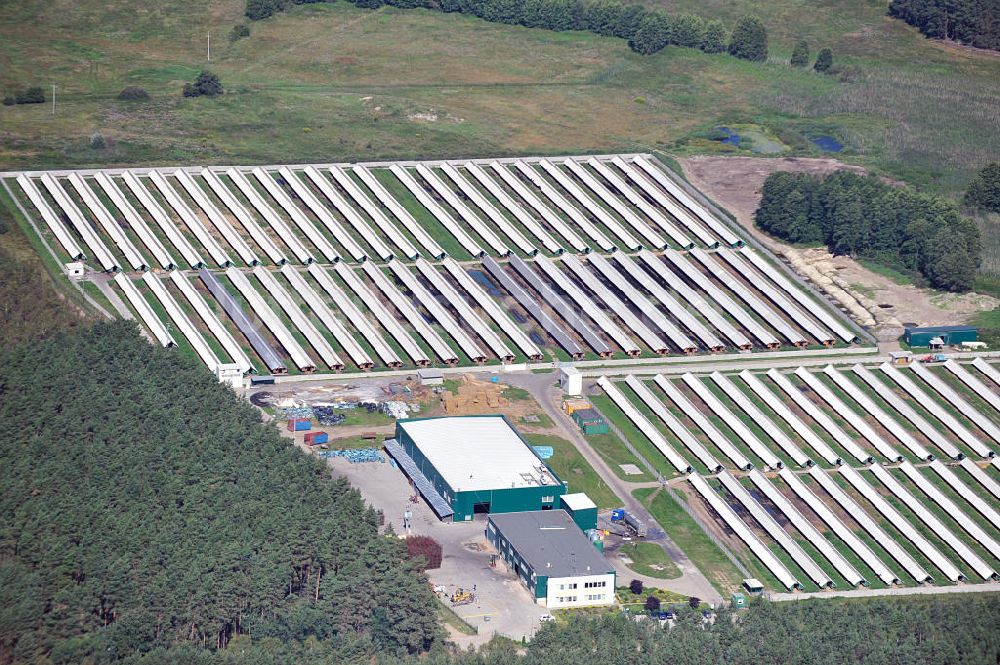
[245,0,776,61]
[39,595,1000,664]
[889,0,999,51]
[0,321,441,663]
[2,322,998,664]
[755,170,982,291]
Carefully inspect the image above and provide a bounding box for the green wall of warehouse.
[396,416,565,522]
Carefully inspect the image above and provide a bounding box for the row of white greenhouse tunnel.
[9,154,861,375]
[597,360,1000,591]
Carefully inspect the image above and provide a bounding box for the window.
[541,496,554,503]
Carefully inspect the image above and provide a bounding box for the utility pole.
[51,84,55,115]
[207,32,211,61]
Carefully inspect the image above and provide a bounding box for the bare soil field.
[679,156,998,341]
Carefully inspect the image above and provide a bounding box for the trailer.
[622,510,647,538]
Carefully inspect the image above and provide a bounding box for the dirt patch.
[679,156,998,340]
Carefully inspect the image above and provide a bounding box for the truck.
[623,511,647,538]
[921,353,949,364]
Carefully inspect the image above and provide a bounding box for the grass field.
[0,0,997,197]
[619,541,681,580]
[524,433,621,509]
[634,486,745,595]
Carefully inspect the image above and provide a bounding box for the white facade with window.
[545,573,615,608]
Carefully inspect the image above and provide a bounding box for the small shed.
[215,362,244,389]
[560,366,583,396]
[64,261,85,278]
[889,351,913,367]
[560,493,598,531]
[731,593,747,608]
[417,368,444,386]
[904,326,977,348]
[743,578,764,594]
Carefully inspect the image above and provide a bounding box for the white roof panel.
[399,417,554,492]
[560,493,596,511]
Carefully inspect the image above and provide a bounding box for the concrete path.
[503,372,724,605]
[91,274,133,321]
[771,581,1000,602]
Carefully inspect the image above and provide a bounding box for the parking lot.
[321,452,556,643]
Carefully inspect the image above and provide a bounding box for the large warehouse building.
[386,415,565,521]
[487,510,615,608]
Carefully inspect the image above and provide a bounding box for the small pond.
[809,135,843,152]
[715,126,741,146]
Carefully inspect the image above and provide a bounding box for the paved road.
[503,371,724,605]
[771,581,1000,602]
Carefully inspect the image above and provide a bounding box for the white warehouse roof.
[398,416,556,492]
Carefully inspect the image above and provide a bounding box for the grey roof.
[489,510,613,579]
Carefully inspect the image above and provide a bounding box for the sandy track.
[678,156,996,341]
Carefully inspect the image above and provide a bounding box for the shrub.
[405,535,442,570]
[689,596,700,608]
[6,87,46,105]
[645,595,661,612]
[728,15,768,61]
[629,579,643,595]
[790,40,809,67]
[965,163,1000,212]
[630,11,673,55]
[229,23,251,41]
[246,0,277,19]
[89,132,107,150]
[183,71,224,98]
[813,47,833,72]
[117,86,149,101]
[700,19,727,53]
[670,14,704,48]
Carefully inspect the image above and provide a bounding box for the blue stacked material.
[278,406,314,419]
[313,405,347,426]
[318,448,386,463]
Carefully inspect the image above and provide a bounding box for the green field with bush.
[1,0,998,196]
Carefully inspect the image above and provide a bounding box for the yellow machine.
[450,588,475,606]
